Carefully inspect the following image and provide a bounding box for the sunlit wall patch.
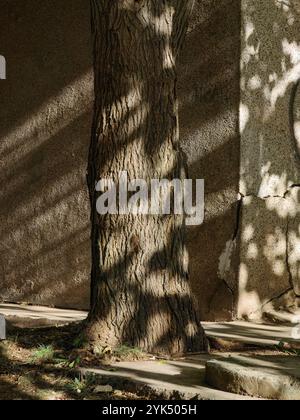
[0,55,6,79]
[291,324,300,340]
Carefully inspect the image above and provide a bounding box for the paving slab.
[0,303,87,328]
[81,355,260,400]
[206,355,300,400]
[203,321,300,347]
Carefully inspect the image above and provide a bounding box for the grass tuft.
[113,345,144,359]
[31,345,55,362]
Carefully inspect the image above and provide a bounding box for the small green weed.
[31,345,55,362]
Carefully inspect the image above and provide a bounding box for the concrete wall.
[239,0,300,321]
[0,0,241,318]
[0,0,93,309]
[179,0,241,320]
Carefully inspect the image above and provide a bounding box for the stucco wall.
[179,0,241,320]
[0,0,93,309]
[239,0,300,321]
[0,1,241,319]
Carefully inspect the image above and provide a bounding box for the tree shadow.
[0,0,93,310]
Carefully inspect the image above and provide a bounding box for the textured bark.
[86,0,207,355]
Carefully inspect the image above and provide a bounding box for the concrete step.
[206,355,300,400]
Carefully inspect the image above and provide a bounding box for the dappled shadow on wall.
[238,0,300,322]
[0,0,93,309]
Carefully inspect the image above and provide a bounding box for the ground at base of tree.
[1,323,299,400]
[0,324,155,400]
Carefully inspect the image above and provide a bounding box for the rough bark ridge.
[86,0,207,355]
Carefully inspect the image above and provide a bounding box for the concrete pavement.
[0,303,298,347]
[1,303,300,399]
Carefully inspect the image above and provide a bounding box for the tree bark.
[86,0,207,355]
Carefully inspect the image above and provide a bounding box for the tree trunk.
[86,0,207,355]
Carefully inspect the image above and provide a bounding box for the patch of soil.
[0,324,151,400]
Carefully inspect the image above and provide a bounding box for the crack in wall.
[262,287,294,308]
[233,196,243,241]
[252,287,294,320]
[239,183,300,201]
[285,218,296,294]
[216,197,243,318]
[238,189,300,302]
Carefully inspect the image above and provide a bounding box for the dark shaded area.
[0,323,79,400]
[0,0,93,309]
[0,323,151,400]
[178,0,241,320]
